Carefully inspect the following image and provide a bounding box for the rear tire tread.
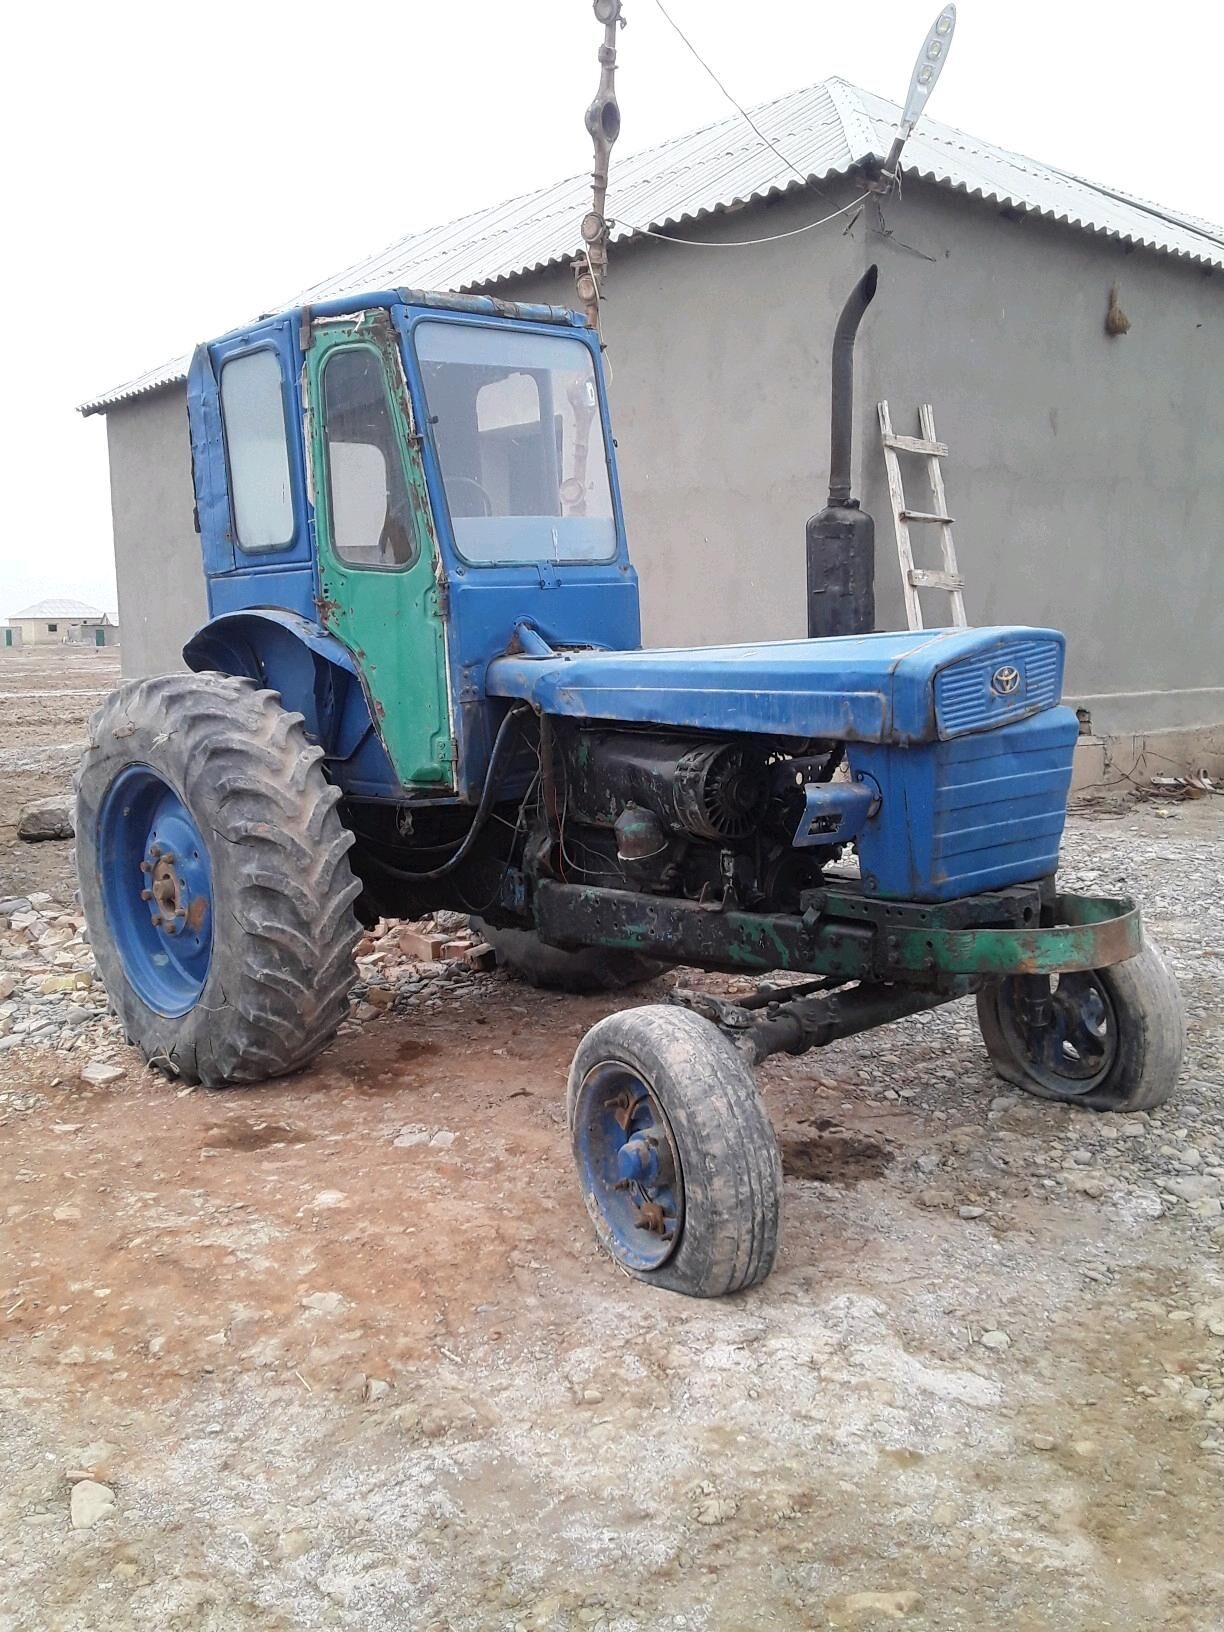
[77,672,361,1087]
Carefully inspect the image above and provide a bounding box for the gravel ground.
[0,649,1221,1631]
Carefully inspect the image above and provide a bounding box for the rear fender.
[182,611,401,797]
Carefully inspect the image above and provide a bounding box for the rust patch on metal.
[150,857,180,920]
[185,895,209,934]
[605,1090,641,1133]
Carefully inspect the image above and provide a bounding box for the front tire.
[976,939,1184,1112]
[568,1005,781,1297]
[76,672,361,1087]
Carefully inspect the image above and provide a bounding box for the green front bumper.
[880,894,1141,978]
[532,881,1142,985]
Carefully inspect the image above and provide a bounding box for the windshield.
[414,321,617,565]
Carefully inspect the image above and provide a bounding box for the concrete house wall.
[498,178,1224,745]
[854,181,1224,739]
[11,616,109,646]
[12,620,66,645]
[99,176,1222,759]
[67,622,121,647]
[499,181,867,648]
[105,385,207,679]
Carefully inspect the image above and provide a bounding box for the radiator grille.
[934,639,1062,738]
[852,707,1079,902]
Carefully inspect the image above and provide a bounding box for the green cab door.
[306,312,453,788]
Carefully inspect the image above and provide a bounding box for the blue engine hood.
[486,626,1066,745]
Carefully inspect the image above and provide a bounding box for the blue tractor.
[76,278,1183,1296]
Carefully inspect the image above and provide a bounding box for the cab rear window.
[219,349,294,551]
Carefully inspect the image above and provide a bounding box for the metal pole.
[574,0,625,332]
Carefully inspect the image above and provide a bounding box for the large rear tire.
[76,672,361,1087]
[474,920,663,995]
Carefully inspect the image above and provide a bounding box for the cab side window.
[320,347,418,569]
[219,349,294,551]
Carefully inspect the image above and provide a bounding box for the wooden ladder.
[877,401,967,630]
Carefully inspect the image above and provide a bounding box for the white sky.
[2,0,1221,621]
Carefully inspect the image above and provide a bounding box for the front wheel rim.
[572,1061,685,1271]
[97,764,214,1018]
[995,971,1118,1096]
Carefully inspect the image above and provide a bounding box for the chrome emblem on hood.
[991,665,1022,697]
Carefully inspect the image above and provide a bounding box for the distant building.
[7,599,119,648]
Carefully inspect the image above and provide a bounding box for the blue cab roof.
[202,288,589,355]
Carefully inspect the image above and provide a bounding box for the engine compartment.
[343,698,1077,927]
[534,723,848,914]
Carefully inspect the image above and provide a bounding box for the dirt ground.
[1,645,1222,1632]
[0,646,118,901]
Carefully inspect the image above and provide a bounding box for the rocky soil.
[0,646,1221,1631]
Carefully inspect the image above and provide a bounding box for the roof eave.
[78,373,187,419]
[899,163,1224,271]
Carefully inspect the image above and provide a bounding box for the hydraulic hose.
[363,705,530,881]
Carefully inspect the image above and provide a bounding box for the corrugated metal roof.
[80,76,1224,415]
[11,599,108,620]
[81,352,193,418]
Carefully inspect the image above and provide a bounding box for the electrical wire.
[612,191,869,249]
[651,0,817,193]
[360,706,529,882]
[453,768,543,917]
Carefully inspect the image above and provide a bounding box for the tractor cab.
[185,291,639,800]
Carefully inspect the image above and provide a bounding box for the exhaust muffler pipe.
[806,265,879,638]
[828,263,879,507]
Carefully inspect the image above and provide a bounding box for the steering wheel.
[447,476,494,518]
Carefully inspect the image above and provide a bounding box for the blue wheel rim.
[573,1061,684,1271]
[97,764,214,1018]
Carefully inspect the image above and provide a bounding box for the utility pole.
[574,0,625,333]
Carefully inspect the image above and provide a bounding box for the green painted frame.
[532,882,1142,983]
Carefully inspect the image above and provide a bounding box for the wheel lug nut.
[165,924,178,936]
[140,888,152,901]
[140,861,152,874]
[151,914,162,927]
[162,852,175,864]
